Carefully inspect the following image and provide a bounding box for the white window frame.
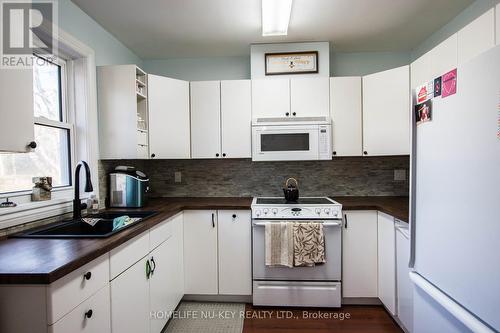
[0,27,99,230]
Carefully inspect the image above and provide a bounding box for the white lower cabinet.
[342,211,378,298]
[183,210,219,294]
[149,216,184,332]
[184,210,252,296]
[110,256,150,333]
[49,286,111,333]
[377,211,397,315]
[218,210,252,295]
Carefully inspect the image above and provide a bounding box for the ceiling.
[71,0,474,59]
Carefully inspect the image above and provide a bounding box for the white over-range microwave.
[252,117,332,161]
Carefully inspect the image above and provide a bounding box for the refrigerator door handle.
[409,88,418,269]
[410,272,496,333]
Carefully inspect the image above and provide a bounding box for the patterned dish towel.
[265,222,294,267]
[293,222,326,267]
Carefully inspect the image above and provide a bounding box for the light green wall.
[330,52,411,76]
[143,56,250,81]
[59,0,141,66]
[142,51,411,80]
[411,0,499,60]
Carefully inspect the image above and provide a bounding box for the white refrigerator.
[410,44,500,332]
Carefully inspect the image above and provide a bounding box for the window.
[0,55,72,194]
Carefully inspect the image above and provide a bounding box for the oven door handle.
[252,221,342,227]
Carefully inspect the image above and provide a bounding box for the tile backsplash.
[99,156,409,200]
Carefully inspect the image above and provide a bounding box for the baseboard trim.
[342,297,382,305]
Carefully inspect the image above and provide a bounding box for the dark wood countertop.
[334,196,409,223]
[0,196,408,285]
[0,197,252,285]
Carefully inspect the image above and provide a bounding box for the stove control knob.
[332,210,339,217]
[324,208,331,215]
[255,209,261,217]
[263,208,269,215]
[272,208,278,215]
[315,208,321,215]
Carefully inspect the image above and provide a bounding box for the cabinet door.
[330,77,362,156]
[497,4,500,46]
[183,210,218,294]
[429,34,457,79]
[396,223,413,332]
[49,286,110,333]
[218,210,252,295]
[149,75,190,159]
[149,240,174,333]
[410,52,431,90]
[190,81,221,158]
[110,257,150,333]
[251,78,290,118]
[0,68,34,153]
[221,80,252,158]
[363,66,410,156]
[290,77,329,117]
[342,211,378,298]
[170,214,185,306]
[377,212,396,315]
[458,8,495,65]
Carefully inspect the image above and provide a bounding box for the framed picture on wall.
[265,51,318,75]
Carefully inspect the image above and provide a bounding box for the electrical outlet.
[394,169,407,181]
[174,171,182,183]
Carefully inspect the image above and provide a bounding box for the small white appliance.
[251,116,332,161]
[251,197,342,307]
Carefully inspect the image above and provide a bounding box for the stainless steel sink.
[14,211,158,239]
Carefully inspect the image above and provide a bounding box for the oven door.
[252,220,342,281]
[252,125,319,161]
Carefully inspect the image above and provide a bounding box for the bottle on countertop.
[87,194,99,214]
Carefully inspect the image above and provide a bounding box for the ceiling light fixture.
[261,0,293,37]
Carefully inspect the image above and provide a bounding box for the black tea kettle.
[283,178,299,202]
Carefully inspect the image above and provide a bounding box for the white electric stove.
[251,197,343,308]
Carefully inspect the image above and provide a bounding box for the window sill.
[0,198,74,230]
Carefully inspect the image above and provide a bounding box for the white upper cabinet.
[251,78,290,118]
[377,212,397,316]
[342,211,378,298]
[458,8,495,65]
[330,77,362,156]
[220,80,252,158]
[0,68,34,153]
[183,210,219,295]
[148,75,190,159]
[429,34,457,79]
[190,81,221,159]
[363,66,410,156]
[218,210,252,295]
[98,65,149,159]
[410,52,432,89]
[496,4,500,45]
[290,77,330,117]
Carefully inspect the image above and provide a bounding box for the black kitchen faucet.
[73,161,93,221]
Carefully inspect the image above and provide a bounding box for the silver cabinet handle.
[252,221,341,227]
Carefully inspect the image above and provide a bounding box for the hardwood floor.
[243,304,403,333]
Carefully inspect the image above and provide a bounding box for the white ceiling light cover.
[262,0,293,36]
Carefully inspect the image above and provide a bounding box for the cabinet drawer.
[149,214,179,251]
[47,254,109,325]
[49,285,110,333]
[110,232,149,280]
[253,281,341,307]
